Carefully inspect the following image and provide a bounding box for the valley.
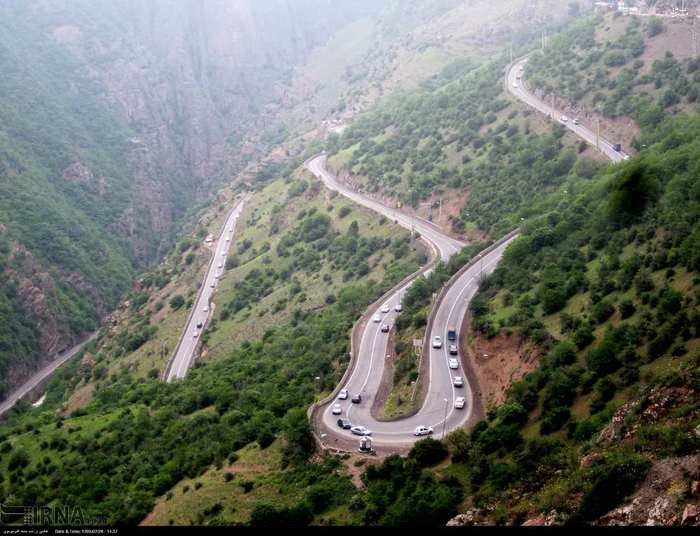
[0,0,699,529]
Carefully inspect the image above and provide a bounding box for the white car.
[454,397,466,409]
[573,118,580,125]
[210,282,216,288]
[372,314,381,323]
[203,306,209,313]
[225,238,230,242]
[217,263,223,269]
[449,358,459,369]
[453,376,464,387]
[332,404,342,415]
[432,336,442,349]
[221,252,226,257]
[512,82,519,88]
[449,344,458,355]
[338,389,348,400]
[394,303,403,312]
[561,115,569,123]
[380,304,390,314]
[351,426,372,436]
[193,331,199,339]
[414,426,434,437]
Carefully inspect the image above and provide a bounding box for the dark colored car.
[381,324,390,333]
[447,326,457,341]
[351,394,362,404]
[337,419,352,430]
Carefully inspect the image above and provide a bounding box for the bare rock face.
[598,455,700,526]
[521,511,559,526]
[682,504,699,526]
[446,509,481,526]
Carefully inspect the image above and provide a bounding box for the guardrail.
[306,235,440,452]
[417,228,520,395]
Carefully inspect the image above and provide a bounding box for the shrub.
[408,437,448,467]
[169,295,185,310]
[578,455,650,520]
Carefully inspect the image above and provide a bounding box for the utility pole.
[596,118,601,150]
[442,398,449,439]
[438,198,443,220]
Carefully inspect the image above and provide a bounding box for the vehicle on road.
[449,344,458,355]
[332,404,342,415]
[394,303,403,312]
[225,238,230,242]
[449,358,459,369]
[193,331,199,339]
[210,283,216,288]
[455,397,466,409]
[561,115,569,123]
[623,154,630,160]
[414,426,434,436]
[432,336,443,349]
[218,263,223,269]
[351,426,371,436]
[203,306,209,313]
[372,314,381,323]
[338,389,348,400]
[612,143,622,152]
[380,304,390,314]
[453,376,464,387]
[196,322,203,329]
[221,252,225,257]
[447,326,457,341]
[512,82,518,88]
[351,394,362,404]
[337,419,352,430]
[573,118,580,125]
[381,324,390,333]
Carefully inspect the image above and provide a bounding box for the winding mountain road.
[507,57,629,163]
[307,54,630,449]
[306,156,517,449]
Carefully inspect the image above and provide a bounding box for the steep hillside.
[525,11,700,150]
[326,55,606,239]
[444,103,700,528]
[0,0,387,394]
[0,0,572,397]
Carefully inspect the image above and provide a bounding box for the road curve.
[506,57,629,163]
[0,332,98,417]
[306,156,517,449]
[166,195,249,382]
[306,156,464,262]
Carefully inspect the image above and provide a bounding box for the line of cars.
[372,301,403,333]
[334,301,404,437]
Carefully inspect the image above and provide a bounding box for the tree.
[169,295,185,310]
[408,437,448,467]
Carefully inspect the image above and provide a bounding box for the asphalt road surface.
[306,156,518,448]
[166,196,248,382]
[0,332,98,417]
[507,57,628,163]
[306,156,464,262]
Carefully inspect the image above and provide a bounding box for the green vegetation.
[527,14,700,121]
[328,56,600,237]
[0,5,138,393]
[455,107,700,517]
